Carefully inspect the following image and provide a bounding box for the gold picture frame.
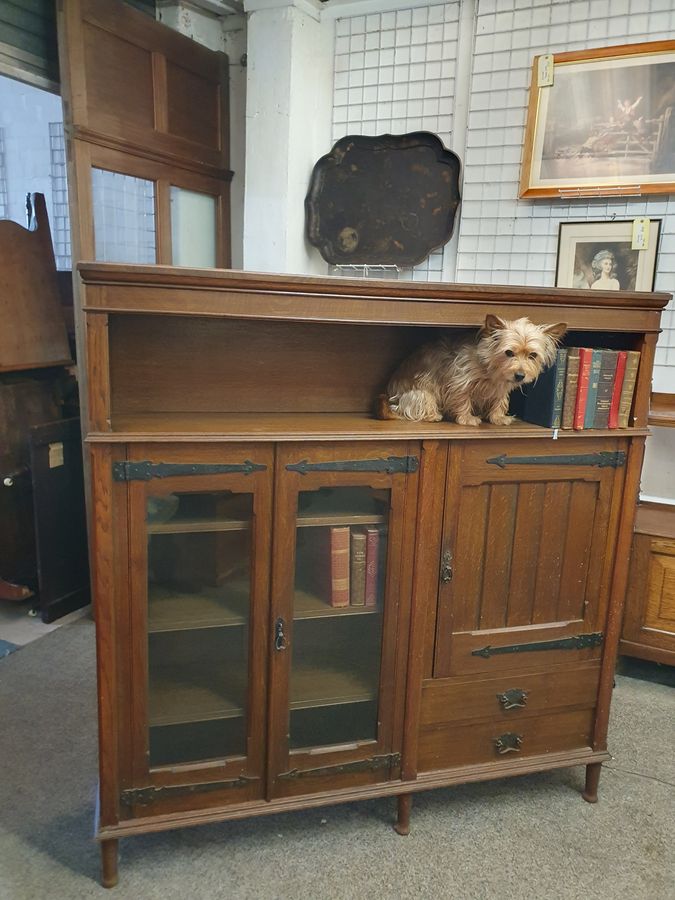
[520,41,675,199]
[555,219,662,292]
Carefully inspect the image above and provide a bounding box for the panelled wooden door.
[120,444,271,817]
[267,441,419,799]
[434,438,628,678]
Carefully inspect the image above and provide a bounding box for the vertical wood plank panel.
[479,483,517,629]
[506,482,545,626]
[532,482,571,624]
[557,481,598,622]
[451,485,490,632]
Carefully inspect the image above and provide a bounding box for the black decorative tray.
[305,132,461,267]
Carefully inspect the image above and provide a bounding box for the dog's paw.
[489,413,515,426]
[456,413,482,427]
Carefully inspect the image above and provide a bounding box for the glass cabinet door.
[268,443,420,797]
[125,447,272,808]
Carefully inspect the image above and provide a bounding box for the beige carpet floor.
[0,617,673,900]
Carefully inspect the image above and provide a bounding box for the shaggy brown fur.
[377,314,567,426]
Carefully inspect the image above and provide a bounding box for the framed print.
[520,41,675,198]
[555,220,662,292]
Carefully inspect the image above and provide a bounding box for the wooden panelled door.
[267,442,419,799]
[434,438,628,678]
[119,444,271,816]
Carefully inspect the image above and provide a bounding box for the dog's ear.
[483,314,508,335]
[542,322,567,342]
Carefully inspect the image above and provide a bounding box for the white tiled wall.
[332,0,675,390]
[48,122,71,270]
[332,3,460,280]
[0,128,8,219]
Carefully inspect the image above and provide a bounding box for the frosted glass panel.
[91,168,156,263]
[170,187,217,268]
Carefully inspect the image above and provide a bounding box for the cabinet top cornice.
[78,262,671,313]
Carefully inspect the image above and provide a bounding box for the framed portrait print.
[520,41,675,198]
[555,220,662,292]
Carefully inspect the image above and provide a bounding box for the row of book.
[328,525,382,608]
[510,348,641,430]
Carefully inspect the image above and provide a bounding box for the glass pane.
[146,490,252,767]
[289,486,389,750]
[91,168,156,263]
[170,186,217,268]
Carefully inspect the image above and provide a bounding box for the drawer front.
[418,708,595,773]
[420,664,601,727]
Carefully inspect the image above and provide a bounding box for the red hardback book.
[364,527,380,608]
[608,351,627,429]
[573,348,594,430]
[330,526,350,607]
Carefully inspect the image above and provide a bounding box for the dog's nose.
[514,372,526,382]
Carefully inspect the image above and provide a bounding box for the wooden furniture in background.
[79,263,669,887]
[621,501,675,665]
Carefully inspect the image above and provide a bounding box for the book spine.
[573,348,593,430]
[583,349,603,429]
[551,349,568,428]
[561,348,580,430]
[350,530,367,607]
[617,351,641,428]
[364,527,380,608]
[608,351,627,429]
[592,350,619,429]
[330,526,350,608]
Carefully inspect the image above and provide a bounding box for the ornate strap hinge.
[112,460,267,481]
[277,752,400,780]
[472,632,603,659]
[486,451,626,469]
[286,456,418,475]
[120,775,257,807]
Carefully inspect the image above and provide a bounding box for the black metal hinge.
[472,632,603,659]
[286,457,418,475]
[112,460,267,481]
[120,775,257,807]
[278,752,401,780]
[486,451,626,469]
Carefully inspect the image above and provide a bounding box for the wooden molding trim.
[648,393,675,427]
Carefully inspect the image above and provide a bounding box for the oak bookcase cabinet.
[80,263,669,886]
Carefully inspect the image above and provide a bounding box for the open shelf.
[290,658,378,710]
[90,411,647,442]
[149,660,247,726]
[147,581,249,632]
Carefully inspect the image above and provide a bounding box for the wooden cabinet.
[81,264,669,886]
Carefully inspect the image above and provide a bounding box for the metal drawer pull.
[497,688,528,710]
[495,732,523,754]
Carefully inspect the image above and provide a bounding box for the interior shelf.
[290,658,378,710]
[147,517,250,534]
[90,411,648,442]
[297,513,386,528]
[294,589,380,619]
[148,581,249,632]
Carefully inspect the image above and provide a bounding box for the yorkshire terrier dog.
[377,314,567,426]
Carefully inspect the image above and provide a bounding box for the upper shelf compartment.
[79,263,670,439]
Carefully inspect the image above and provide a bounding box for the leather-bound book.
[364,527,380,608]
[608,351,627,429]
[561,348,580,430]
[509,348,568,428]
[330,526,350,607]
[592,350,619,429]
[583,349,603,429]
[617,351,641,428]
[350,530,367,606]
[573,348,594,430]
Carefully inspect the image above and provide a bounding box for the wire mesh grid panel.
[91,168,156,265]
[48,122,71,271]
[332,3,461,281]
[456,0,675,391]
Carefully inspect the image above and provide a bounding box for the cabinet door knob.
[440,550,453,583]
[274,617,287,651]
[497,688,528,710]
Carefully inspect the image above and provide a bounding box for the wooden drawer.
[418,708,595,773]
[420,664,601,727]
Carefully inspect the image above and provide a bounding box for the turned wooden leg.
[394,794,412,836]
[582,762,602,804]
[101,839,119,888]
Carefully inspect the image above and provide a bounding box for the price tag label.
[631,217,650,250]
[48,442,64,468]
[537,54,554,87]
